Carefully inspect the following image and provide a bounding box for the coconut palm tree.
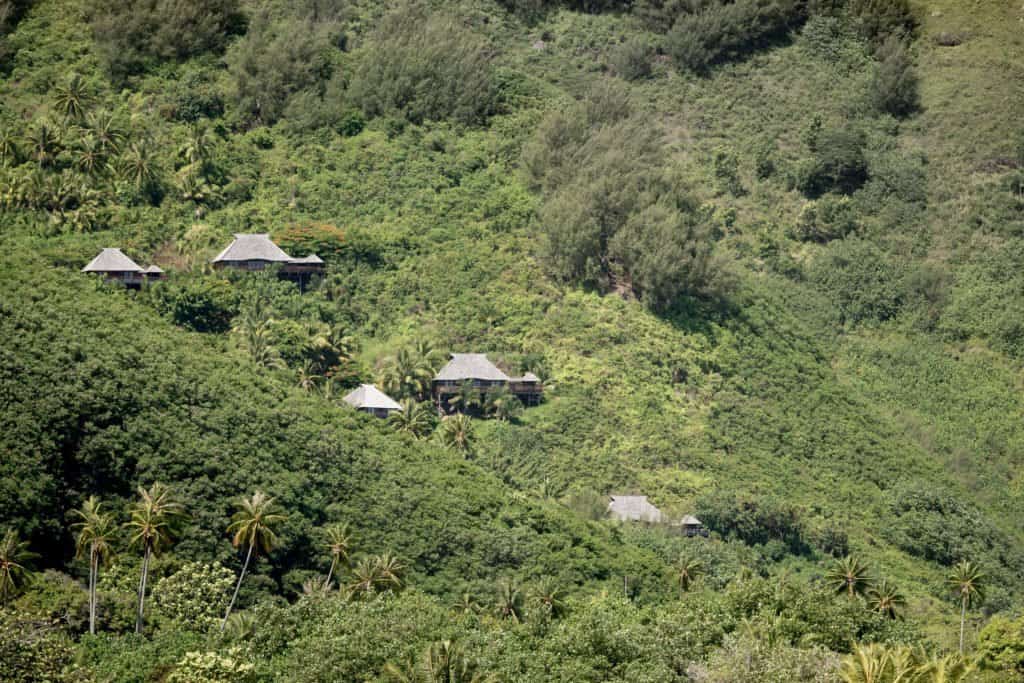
[222,610,258,642]
[674,554,705,594]
[72,134,106,177]
[373,553,405,592]
[531,578,567,619]
[868,579,904,620]
[119,139,163,198]
[485,385,522,422]
[384,640,496,683]
[297,360,322,392]
[839,643,891,683]
[450,593,480,616]
[126,483,187,634]
[494,578,524,623]
[71,496,117,634]
[948,560,985,654]
[915,652,973,682]
[233,298,284,369]
[447,379,482,414]
[54,73,92,120]
[322,522,353,590]
[221,491,287,630]
[389,399,436,438]
[0,127,21,166]
[25,119,62,168]
[85,109,126,156]
[347,556,382,599]
[826,555,872,598]
[380,347,434,401]
[440,414,474,454]
[0,529,36,606]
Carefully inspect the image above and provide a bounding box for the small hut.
[681,515,708,537]
[143,265,166,281]
[608,495,667,524]
[81,248,145,288]
[212,233,293,270]
[433,353,543,409]
[343,384,403,418]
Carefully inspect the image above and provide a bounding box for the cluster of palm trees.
[0,483,413,638]
[384,639,497,683]
[826,555,985,654]
[840,643,972,683]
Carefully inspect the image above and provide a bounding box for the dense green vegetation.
[1,0,1023,680]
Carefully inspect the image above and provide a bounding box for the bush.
[148,276,239,333]
[610,39,652,81]
[666,0,805,72]
[152,561,234,632]
[793,126,869,197]
[167,649,256,683]
[792,194,858,242]
[696,491,812,556]
[88,0,245,84]
[808,238,903,324]
[348,4,498,126]
[847,0,916,43]
[226,11,340,126]
[871,34,918,117]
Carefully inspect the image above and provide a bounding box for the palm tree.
[25,119,61,168]
[948,560,985,654]
[119,139,163,197]
[54,73,92,120]
[450,593,480,616]
[71,497,117,634]
[0,529,36,606]
[0,127,21,166]
[373,553,405,592]
[440,414,474,454]
[674,554,705,594]
[447,379,482,414]
[916,652,973,682]
[297,360,322,392]
[531,578,567,619]
[826,555,872,598]
[233,298,284,369]
[126,483,187,634]
[485,385,522,422]
[222,610,258,641]
[304,322,355,375]
[380,347,434,401]
[384,640,496,683]
[347,556,382,599]
[868,579,904,620]
[85,109,126,156]
[389,399,436,438]
[178,122,215,175]
[322,522,353,590]
[494,578,524,623]
[221,491,287,630]
[72,134,106,177]
[839,643,890,683]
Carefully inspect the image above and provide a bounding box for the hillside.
[2,0,1024,680]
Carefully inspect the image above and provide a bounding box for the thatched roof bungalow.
[608,495,667,524]
[212,234,324,274]
[343,384,403,418]
[82,248,146,287]
[433,353,543,408]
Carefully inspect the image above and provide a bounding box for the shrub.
[793,126,868,197]
[610,38,652,81]
[712,146,744,196]
[808,238,903,324]
[226,11,339,126]
[167,648,256,683]
[88,0,245,84]
[147,276,239,333]
[666,0,805,73]
[847,0,916,43]
[348,4,497,126]
[871,34,919,117]
[152,561,234,632]
[792,194,858,242]
[696,491,812,556]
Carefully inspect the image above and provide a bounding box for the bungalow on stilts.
[432,353,542,413]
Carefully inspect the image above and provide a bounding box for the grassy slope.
[2,0,1023,648]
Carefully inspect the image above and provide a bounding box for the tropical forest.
[1,0,1023,680]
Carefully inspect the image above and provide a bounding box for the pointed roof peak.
[213,233,292,263]
[343,384,403,411]
[82,248,144,273]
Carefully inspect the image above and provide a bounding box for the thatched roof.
[608,495,666,523]
[213,234,292,263]
[82,248,143,273]
[435,353,510,382]
[288,254,324,265]
[144,265,164,274]
[681,515,703,526]
[343,384,403,411]
[513,372,541,383]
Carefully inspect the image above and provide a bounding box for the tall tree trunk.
[325,555,338,590]
[135,545,151,635]
[89,544,97,635]
[959,596,967,654]
[222,540,254,631]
